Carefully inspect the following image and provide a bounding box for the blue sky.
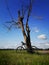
[0,0,49,49]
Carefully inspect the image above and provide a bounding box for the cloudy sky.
[0,0,49,49]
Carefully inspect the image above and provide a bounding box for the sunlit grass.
[0,50,49,65]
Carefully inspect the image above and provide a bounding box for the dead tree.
[17,0,34,53]
[5,0,34,53]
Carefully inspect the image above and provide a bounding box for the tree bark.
[17,0,33,53]
[26,23,33,53]
[18,17,33,53]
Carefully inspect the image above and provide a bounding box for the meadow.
[0,49,49,65]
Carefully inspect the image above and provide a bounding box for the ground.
[0,49,49,65]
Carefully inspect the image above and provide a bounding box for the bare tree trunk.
[26,23,33,53]
[19,17,27,43]
[18,11,27,43]
[18,17,33,53]
[17,0,34,53]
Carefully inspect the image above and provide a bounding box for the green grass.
[0,50,49,65]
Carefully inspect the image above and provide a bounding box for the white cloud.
[33,27,39,33]
[37,34,47,40]
[45,42,49,46]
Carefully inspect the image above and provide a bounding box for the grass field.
[0,50,49,65]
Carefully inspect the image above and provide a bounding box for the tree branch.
[18,10,27,42]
